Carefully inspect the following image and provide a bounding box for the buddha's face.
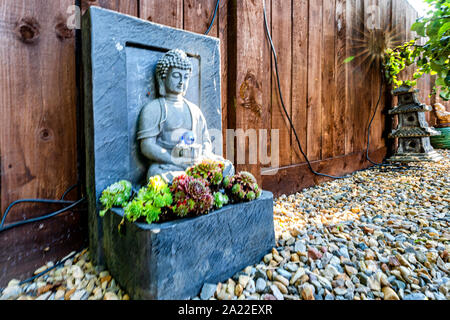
[164,67,191,95]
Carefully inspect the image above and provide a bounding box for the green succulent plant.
[213,192,229,209]
[223,171,262,203]
[99,180,133,217]
[186,159,225,192]
[123,175,173,225]
[170,174,214,217]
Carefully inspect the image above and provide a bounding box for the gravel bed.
[1,150,449,300]
[195,150,449,301]
[0,249,129,300]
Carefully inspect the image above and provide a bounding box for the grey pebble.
[255,278,266,293]
[200,283,217,300]
[403,293,427,300]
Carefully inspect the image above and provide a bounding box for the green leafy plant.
[186,159,225,192]
[99,180,132,217]
[385,0,450,100]
[223,171,262,203]
[170,174,214,217]
[343,56,356,64]
[384,40,421,88]
[123,175,173,224]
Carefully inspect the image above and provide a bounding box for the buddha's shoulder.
[140,98,163,115]
[184,99,204,115]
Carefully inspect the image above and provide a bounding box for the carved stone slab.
[82,6,222,264]
[103,191,275,300]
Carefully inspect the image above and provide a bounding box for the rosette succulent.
[186,160,225,192]
[99,180,132,217]
[170,174,214,217]
[223,171,262,203]
[213,192,229,209]
[123,175,173,225]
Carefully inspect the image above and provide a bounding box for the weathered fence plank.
[271,0,292,168]
[365,0,380,154]
[140,0,182,28]
[322,0,336,160]
[345,0,356,155]
[184,0,218,35]
[291,0,309,164]
[307,0,323,161]
[227,0,265,183]
[0,0,78,222]
[218,0,229,153]
[353,0,366,154]
[334,0,347,158]
[81,0,138,16]
[261,0,272,170]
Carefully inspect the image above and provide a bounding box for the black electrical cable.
[364,61,404,168]
[1,184,82,230]
[0,249,84,293]
[61,183,79,201]
[1,183,86,233]
[1,199,73,229]
[262,1,408,178]
[205,0,220,35]
[17,250,81,286]
[0,198,85,233]
[0,185,86,291]
[366,69,386,166]
[263,1,348,180]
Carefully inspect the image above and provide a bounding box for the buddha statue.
[432,103,450,127]
[138,49,234,183]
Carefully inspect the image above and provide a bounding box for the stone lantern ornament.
[387,85,443,163]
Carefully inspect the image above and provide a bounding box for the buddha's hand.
[171,144,201,168]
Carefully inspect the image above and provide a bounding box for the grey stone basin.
[102,191,275,300]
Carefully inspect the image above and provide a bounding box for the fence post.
[226,0,265,184]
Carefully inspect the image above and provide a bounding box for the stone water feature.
[82,7,275,300]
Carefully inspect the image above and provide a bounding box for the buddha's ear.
[157,77,166,97]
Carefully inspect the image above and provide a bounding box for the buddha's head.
[156,49,193,97]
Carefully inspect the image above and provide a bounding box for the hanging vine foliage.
[384,0,450,100]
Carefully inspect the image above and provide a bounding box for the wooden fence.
[0,0,448,285]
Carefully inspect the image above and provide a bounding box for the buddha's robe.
[138,97,214,182]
